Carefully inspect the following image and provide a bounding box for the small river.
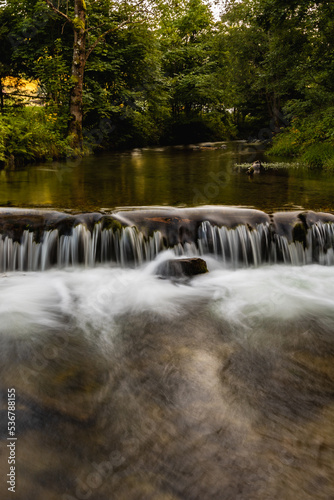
[1,142,334,500]
[1,142,334,212]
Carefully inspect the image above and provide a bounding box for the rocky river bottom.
[1,256,334,500]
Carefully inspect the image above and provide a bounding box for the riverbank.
[2,103,334,172]
[269,108,334,169]
[0,105,236,169]
[0,107,86,169]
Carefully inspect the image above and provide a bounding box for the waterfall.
[197,221,271,267]
[197,221,334,266]
[1,218,334,271]
[0,224,165,271]
[311,220,334,265]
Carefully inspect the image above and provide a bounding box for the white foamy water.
[1,255,334,337]
[1,255,334,500]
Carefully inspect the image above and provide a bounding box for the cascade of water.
[197,221,271,267]
[311,221,334,265]
[1,219,334,271]
[0,224,165,271]
[274,233,312,265]
[118,226,163,265]
[196,221,328,266]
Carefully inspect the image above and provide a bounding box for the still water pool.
[1,142,334,212]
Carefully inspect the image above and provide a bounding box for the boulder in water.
[247,160,263,175]
[156,257,209,280]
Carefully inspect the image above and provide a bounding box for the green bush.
[0,106,74,166]
[301,143,334,169]
[0,119,9,164]
[202,111,237,140]
[268,106,334,166]
[269,130,301,156]
[123,110,164,147]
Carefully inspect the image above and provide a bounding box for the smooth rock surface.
[156,258,209,280]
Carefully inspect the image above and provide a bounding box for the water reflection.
[1,143,334,211]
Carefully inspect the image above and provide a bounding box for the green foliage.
[83,23,168,135]
[217,1,270,129]
[220,0,334,141]
[34,38,70,108]
[268,132,300,157]
[113,110,164,148]
[301,144,334,169]
[269,107,334,165]
[0,0,242,157]
[160,0,225,117]
[0,107,74,165]
[220,0,334,166]
[2,0,334,161]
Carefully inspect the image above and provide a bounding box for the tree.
[217,0,312,134]
[83,21,169,148]
[157,0,233,142]
[40,0,162,149]
[0,0,171,149]
[160,0,217,115]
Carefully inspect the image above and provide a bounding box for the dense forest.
[1,0,334,167]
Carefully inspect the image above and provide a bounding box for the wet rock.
[156,258,209,280]
[272,212,309,244]
[292,221,308,247]
[247,160,264,175]
[2,208,334,270]
[114,207,271,243]
[304,211,334,226]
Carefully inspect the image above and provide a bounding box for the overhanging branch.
[85,18,132,61]
[44,0,72,24]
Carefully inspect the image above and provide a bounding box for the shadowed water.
[2,143,334,211]
[1,256,334,499]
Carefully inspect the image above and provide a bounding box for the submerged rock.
[156,257,209,280]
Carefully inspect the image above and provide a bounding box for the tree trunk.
[44,0,132,150]
[0,77,4,113]
[266,91,282,133]
[68,0,86,149]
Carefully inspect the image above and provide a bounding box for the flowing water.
[1,144,334,500]
[1,218,334,271]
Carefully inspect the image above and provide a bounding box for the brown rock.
[156,257,209,280]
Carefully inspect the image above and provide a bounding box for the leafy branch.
[44,0,72,24]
